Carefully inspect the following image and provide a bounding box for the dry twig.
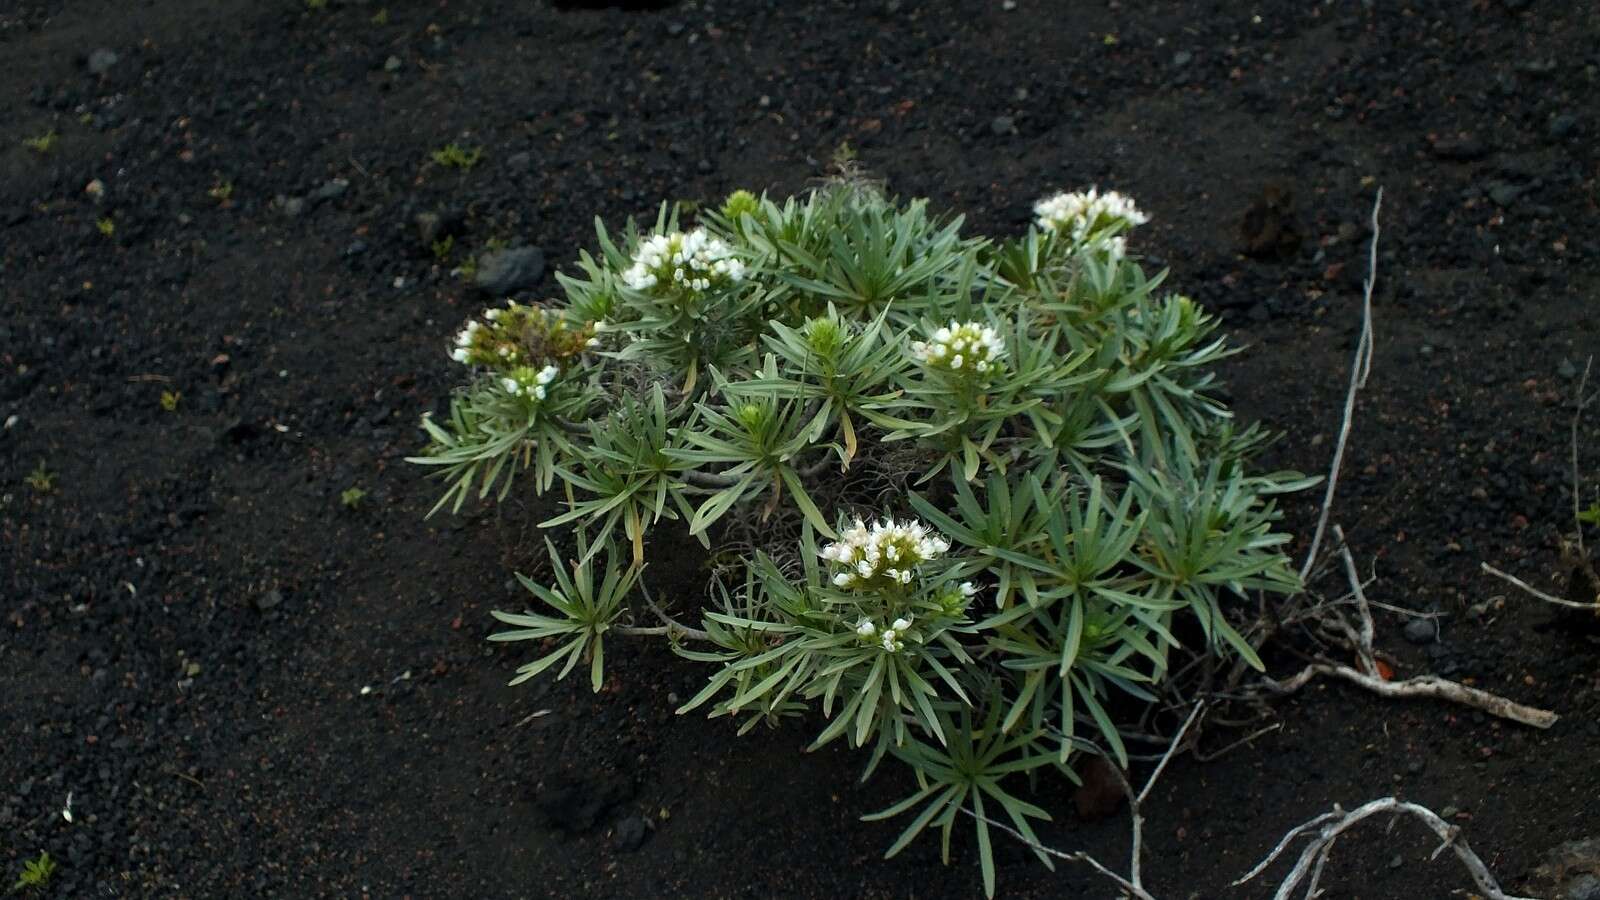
[1481,561,1597,611]
[1573,356,1592,556]
[1260,662,1557,729]
[1264,530,1559,729]
[1233,797,1540,900]
[1298,189,1382,582]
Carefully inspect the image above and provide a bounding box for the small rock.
[1549,114,1579,140]
[536,774,635,833]
[415,212,443,246]
[1238,184,1301,259]
[414,209,465,248]
[1389,854,1403,869]
[1559,359,1580,380]
[1403,617,1438,644]
[384,55,403,73]
[1429,135,1489,162]
[474,246,545,295]
[1531,837,1600,900]
[1073,757,1124,821]
[87,48,119,76]
[1486,181,1524,207]
[255,589,283,612]
[310,179,348,204]
[1172,50,1193,67]
[989,115,1015,136]
[281,196,307,218]
[614,816,650,852]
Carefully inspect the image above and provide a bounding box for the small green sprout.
[160,390,181,412]
[430,143,483,170]
[484,236,509,253]
[1579,501,1600,526]
[10,850,56,892]
[720,189,759,221]
[208,181,234,203]
[22,131,58,154]
[25,461,55,493]
[371,7,390,24]
[340,486,368,509]
[96,217,116,236]
[305,0,328,9]
[431,235,455,263]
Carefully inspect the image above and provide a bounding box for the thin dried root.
[1234,797,1540,900]
[1261,662,1557,729]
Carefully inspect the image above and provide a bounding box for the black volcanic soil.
[3,1,1598,897]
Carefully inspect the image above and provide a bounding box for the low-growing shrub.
[410,171,1310,894]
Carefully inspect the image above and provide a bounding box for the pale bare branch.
[1234,797,1540,900]
[1299,188,1383,582]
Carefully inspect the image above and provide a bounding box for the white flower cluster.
[451,319,484,363]
[910,321,1006,375]
[500,364,559,400]
[854,615,915,653]
[820,518,950,590]
[621,228,746,294]
[449,303,600,367]
[1033,188,1149,244]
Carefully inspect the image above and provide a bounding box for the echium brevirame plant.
[409,172,1314,896]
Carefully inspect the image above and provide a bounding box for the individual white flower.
[959,582,978,597]
[891,616,912,632]
[621,228,745,297]
[910,320,1006,376]
[880,629,904,653]
[499,364,558,401]
[450,347,470,363]
[855,618,877,638]
[1033,188,1149,243]
[820,517,950,590]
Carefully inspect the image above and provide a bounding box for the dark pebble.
[1403,617,1438,644]
[1548,114,1579,140]
[87,47,120,76]
[614,816,650,852]
[1430,135,1489,161]
[475,246,545,295]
